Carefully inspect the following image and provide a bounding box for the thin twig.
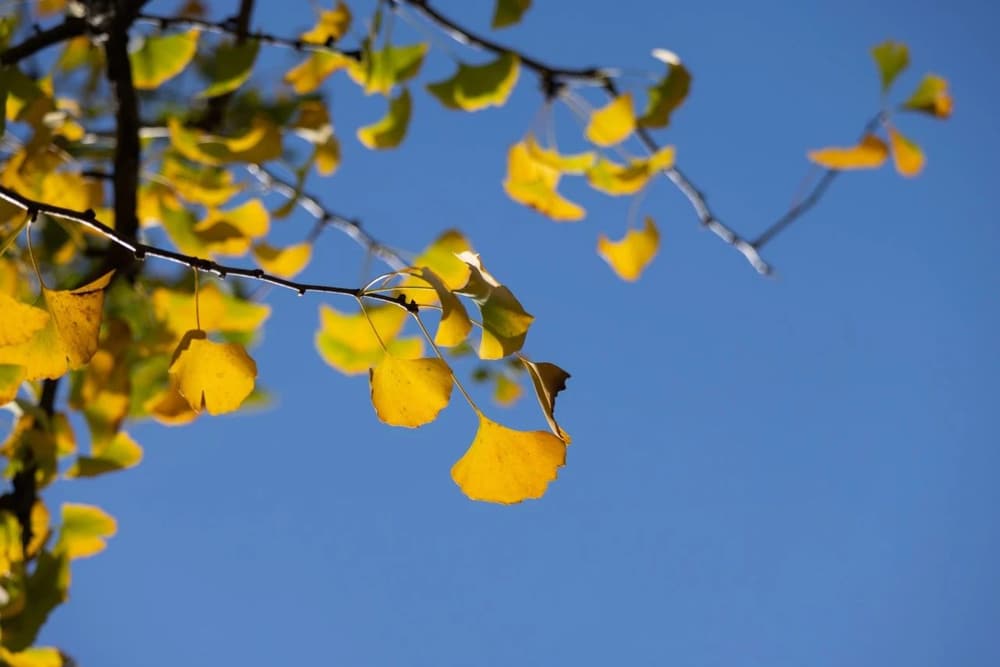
[0,17,86,67]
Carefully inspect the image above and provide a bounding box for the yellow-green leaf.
[315,304,423,375]
[524,135,595,174]
[456,252,533,360]
[871,40,909,93]
[0,363,25,403]
[284,51,353,94]
[426,53,520,111]
[807,134,888,170]
[66,431,143,478]
[130,29,199,89]
[198,39,259,98]
[348,43,428,96]
[152,281,270,336]
[301,1,352,44]
[357,87,412,149]
[168,330,257,415]
[493,373,522,406]
[586,157,652,196]
[451,412,566,504]
[369,355,453,427]
[597,216,659,281]
[55,503,116,559]
[888,126,924,177]
[585,92,635,147]
[492,0,531,28]
[503,141,585,221]
[639,51,691,128]
[252,242,312,278]
[520,357,571,441]
[902,74,953,119]
[408,268,472,347]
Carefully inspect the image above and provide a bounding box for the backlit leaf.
[524,135,595,174]
[871,40,909,93]
[520,357,571,441]
[168,115,282,166]
[315,304,423,375]
[55,503,116,559]
[0,363,25,403]
[284,51,353,94]
[492,0,532,28]
[0,292,48,345]
[198,39,260,98]
[451,412,566,504]
[144,384,198,426]
[493,373,522,406]
[887,126,924,177]
[301,1,352,44]
[0,646,63,667]
[902,74,953,119]
[639,52,691,128]
[357,88,411,150]
[168,330,257,415]
[585,92,635,147]
[192,198,270,257]
[66,431,143,478]
[807,134,888,170]
[252,242,312,278]
[369,355,453,427]
[130,29,199,89]
[348,43,428,96]
[586,157,652,195]
[597,216,659,281]
[503,141,585,221]
[152,281,270,336]
[0,550,69,651]
[456,252,533,360]
[426,53,520,111]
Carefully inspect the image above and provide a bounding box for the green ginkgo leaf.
[426,53,520,111]
[871,40,909,93]
[639,51,691,128]
[357,88,412,149]
[348,43,427,96]
[199,39,260,98]
[492,0,532,28]
[130,29,199,89]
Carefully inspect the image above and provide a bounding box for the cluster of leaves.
[0,0,951,661]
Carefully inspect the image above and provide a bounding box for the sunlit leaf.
[284,51,353,94]
[585,157,652,195]
[357,88,412,149]
[0,292,48,345]
[315,304,423,375]
[427,53,520,111]
[504,141,585,221]
[252,242,312,278]
[66,431,143,478]
[144,384,198,426]
[0,363,25,403]
[455,252,533,360]
[408,267,472,347]
[192,198,270,256]
[348,43,428,96]
[168,115,282,166]
[887,126,924,177]
[597,216,660,281]
[451,411,566,504]
[301,1,352,44]
[411,230,473,290]
[0,646,63,667]
[492,0,532,28]
[369,355,453,427]
[524,135,595,174]
[55,503,116,560]
[871,40,909,93]
[168,330,257,415]
[585,92,635,147]
[0,550,70,651]
[807,134,888,170]
[130,29,199,89]
[902,74,953,119]
[198,39,260,98]
[152,281,270,336]
[639,51,691,128]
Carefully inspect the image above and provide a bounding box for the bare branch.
[0,17,86,67]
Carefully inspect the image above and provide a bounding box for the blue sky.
[30,0,1000,665]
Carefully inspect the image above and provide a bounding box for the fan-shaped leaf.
[585,92,635,147]
[888,126,924,177]
[168,330,257,415]
[871,40,909,92]
[370,355,453,427]
[130,30,199,89]
[903,74,952,119]
[426,53,520,111]
[597,216,659,281]
[807,134,888,170]
[357,88,412,149]
[198,39,259,98]
[56,503,116,559]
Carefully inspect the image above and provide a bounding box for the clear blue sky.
[32,0,1000,665]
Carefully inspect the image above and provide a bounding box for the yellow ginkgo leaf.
[902,74,953,119]
[55,502,116,560]
[284,51,353,94]
[152,281,270,336]
[130,29,199,89]
[0,364,25,404]
[524,135,595,174]
[807,134,889,170]
[413,230,474,290]
[66,431,143,478]
[369,355,453,427]
[348,43,428,96]
[455,252,533,360]
[0,646,63,667]
[198,39,260,98]
[597,216,660,281]
[252,242,312,278]
[504,141,585,221]
[888,126,925,178]
[301,1,352,44]
[493,373,522,406]
[0,293,49,345]
[410,268,472,347]
[586,157,652,196]
[520,357,571,442]
[168,115,282,166]
[0,271,114,380]
[585,92,636,147]
[451,412,566,504]
[315,304,423,375]
[426,53,520,112]
[144,384,198,426]
[315,137,341,175]
[192,198,270,256]
[168,330,257,415]
[357,88,412,150]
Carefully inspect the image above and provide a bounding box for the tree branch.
[0,17,86,67]
[196,0,255,131]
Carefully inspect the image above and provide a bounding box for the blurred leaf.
[807,134,888,170]
[871,40,909,92]
[198,39,260,98]
[357,88,412,149]
[639,52,691,128]
[152,281,270,337]
[130,30,199,89]
[301,1,352,44]
[902,74,952,119]
[427,53,520,111]
[66,432,143,478]
[492,0,532,28]
[585,92,635,146]
[887,126,924,177]
[55,503,116,560]
[597,216,659,281]
[0,363,25,403]
[284,51,353,94]
[348,43,428,96]
[0,646,63,667]
[504,141,585,221]
[315,304,423,375]
[0,551,69,651]
[252,242,312,279]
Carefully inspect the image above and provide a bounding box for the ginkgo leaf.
[410,268,472,347]
[520,357,571,441]
[524,135,595,174]
[252,242,312,278]
[190,198,270,256]
[301,1,352,44]
[315,137,341,175]
[0,292,48,345]
[639,52,691,128]
[144,384,198,426]
[456,252,533,360]
[369,355,453,427]
[0,646,63,667]
[198,39,260,98]
[55,503,116,560]
[597,216,660,281]
[315,304,423,375]
[871,40,909,92]
[451,412,566,504]
[426,53,520,111]
[494,373,522,406]
[585,92,636,147]
[412,230,474,290]
[357,88,412,149]
[902,74,953,119]
[168,116,282,166]
[492,0,531,28]
[0,271,114,380]
[66,431,143,478]
[130,29,199,89]
[153,281,270,336]
[160,156,243,207]
[0,549,70,651]
[807,134,888,170]
[887,126,924,177]
[284,51,353,94]
[586,157,653,195]
[168,330,257,415]
[348,43,428,96]
[0,364,25,403]
[504,141,585,221]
